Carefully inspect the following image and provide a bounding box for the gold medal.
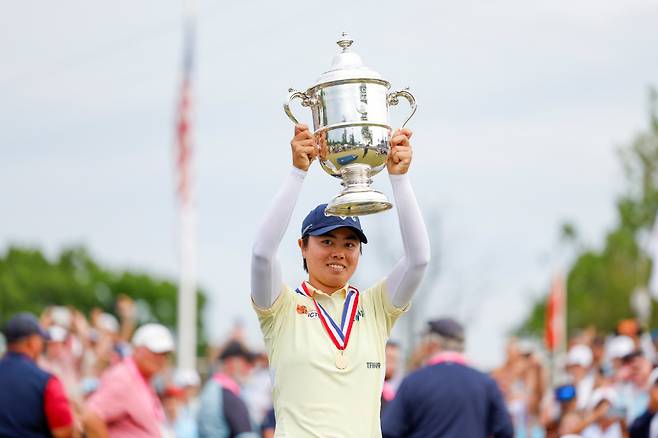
[296,282,359,372]
[335,352,348,370]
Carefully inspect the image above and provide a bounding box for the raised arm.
[384,129,431,308]
[251,124,318,308]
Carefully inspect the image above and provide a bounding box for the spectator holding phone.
[566,344,596,410]
[580,388,626,438]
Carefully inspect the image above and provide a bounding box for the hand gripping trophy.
[284,32,417,216]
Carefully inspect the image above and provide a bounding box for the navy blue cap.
[2,312,49,343]
[219,340,256,363]
[301,204,367,243]
[427,318,464,342]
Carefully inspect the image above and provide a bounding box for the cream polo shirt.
[253,280,407,438]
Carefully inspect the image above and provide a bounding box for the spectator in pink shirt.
[82,323,175,438]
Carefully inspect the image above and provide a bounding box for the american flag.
[176,23,195,206]
[174,15,198,372]
[545,273,566,353]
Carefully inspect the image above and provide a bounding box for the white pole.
[176,0,198,372]
[177,205,198,371]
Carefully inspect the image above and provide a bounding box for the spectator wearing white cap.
[40,325,82,408]
[567,344,596,410]
[82,323,175,438]
[616,349,653,425]
[171,368,201,438]
[607,336,636,376]
[174,368,202,406]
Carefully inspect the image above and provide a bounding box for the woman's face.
[299,227,361,292]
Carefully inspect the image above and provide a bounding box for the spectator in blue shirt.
[381,317,514,438]
[197,341,258,438]
[0,313,74,438]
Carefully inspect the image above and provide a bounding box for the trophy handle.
[283,88,314,125]
[387,88,417,128]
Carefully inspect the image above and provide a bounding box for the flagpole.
[176,0,198,372]
[546,272,566,387]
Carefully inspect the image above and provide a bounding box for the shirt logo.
[296,305,318,319]
[367,362,381,369]
[354,309,365,321]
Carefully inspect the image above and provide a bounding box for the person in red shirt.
[0,312,74,438]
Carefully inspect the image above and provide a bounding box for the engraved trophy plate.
[284,33,417,216]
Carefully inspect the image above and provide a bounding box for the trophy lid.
[313,33,385,87]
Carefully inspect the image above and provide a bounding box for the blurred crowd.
[2,301,658,438]
[491,319,658,438]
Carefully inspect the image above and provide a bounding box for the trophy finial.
[337,32,353,51]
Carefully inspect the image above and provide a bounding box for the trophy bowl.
[284,33,416,216]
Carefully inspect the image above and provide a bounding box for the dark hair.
[300,233,363,273]
[301,236,309,272]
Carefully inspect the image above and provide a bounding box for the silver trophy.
[284,32,417,216]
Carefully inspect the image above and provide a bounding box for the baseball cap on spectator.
[426,318,465,342]
[517,339,535,356]
[174,369,201,388]
[622,350,644,364]
[589,387,617,410]
[2,313,49,343]
[567,344,592,368]
[607,335,636,361]
[98,312,119,334]
[219,340,255,362]
[132,323,175,354]
[47,325,68,343]
[50,306,72,329]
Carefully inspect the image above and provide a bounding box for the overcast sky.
[2,0,658,367]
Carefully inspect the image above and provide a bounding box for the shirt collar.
[6,351,33,362]
[213,372,241,396]
[427,351,468,366]
[303,281,349,299]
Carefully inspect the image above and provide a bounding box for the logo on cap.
[323,210,357,222]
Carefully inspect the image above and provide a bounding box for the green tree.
[0,245,206,347]
[519,89,658,336]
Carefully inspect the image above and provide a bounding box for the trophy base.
[325,190,393,217]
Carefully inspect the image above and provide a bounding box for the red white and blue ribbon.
[296,282,359,350]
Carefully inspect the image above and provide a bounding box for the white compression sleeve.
[251,167,306,308]
[385,173,431,308]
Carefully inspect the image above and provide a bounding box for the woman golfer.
[251,123,430,437]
